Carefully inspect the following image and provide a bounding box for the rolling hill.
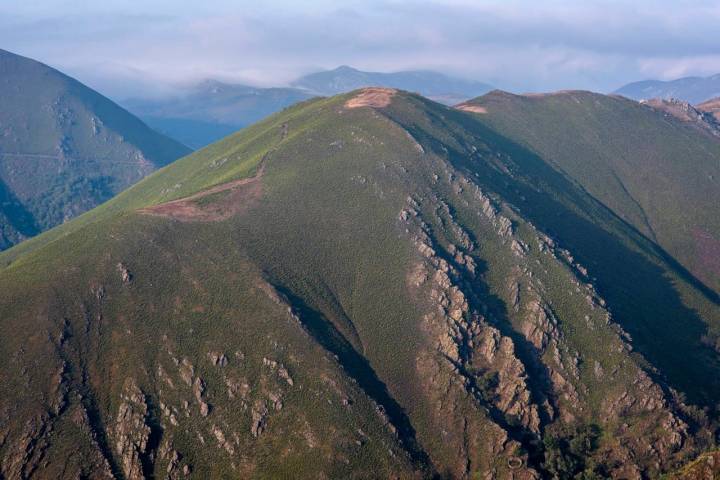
[459,90,720,294]
[0,49,190,250]
[1,88,719,479]
[614,74,720,103]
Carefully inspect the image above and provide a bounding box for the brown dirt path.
[138,161,265,222]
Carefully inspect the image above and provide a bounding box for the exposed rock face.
[401,192,542,477]
[179,358,194,387]
[117,262,133,284]
[1,413,53,479]
[395,154,700,477]
[263,357,294,386]
[193,377,210,417]
[668,449,720,479]
[113,379,152,480]
[208,351,228,367]
[251,402,268,438]
[697,97,720,122]
[211,424,235,455]
[642,98,720,137]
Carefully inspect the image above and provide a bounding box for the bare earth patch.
[344,87,396,109]
[138,162,265,222]
[455,103,488,114]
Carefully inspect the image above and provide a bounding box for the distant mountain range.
[614,73,720,103]
[122,81,313,150]
[0,49,190,250]
[122,66,494,148]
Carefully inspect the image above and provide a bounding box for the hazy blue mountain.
[614,73,720,103]
[122,80,313,149]
[0,49,190,250]
[293,65,494,104]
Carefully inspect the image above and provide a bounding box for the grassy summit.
[1,88,719,478]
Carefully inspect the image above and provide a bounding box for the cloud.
[1,0,719,98]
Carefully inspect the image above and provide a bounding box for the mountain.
[698,97,720,122]
[614,74,720,103]
[640,98,720,137]
[122,68,493,149]
[1,88,720,479]
[293,65,494,104]
[122,80,312,149]
[0,49,190,250]
[458,90,720,294]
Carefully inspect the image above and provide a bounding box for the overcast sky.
[2,0,720,99]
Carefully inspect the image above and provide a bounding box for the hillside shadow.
[401,104,720,407]
[273,284,435,474]
[0,176,39,241]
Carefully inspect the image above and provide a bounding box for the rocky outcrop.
[250,402,268,438]
[113,378,152,480]
[193,377,210,417]
[668,449,720,479]
[396,157,703,477]
[117,262,133,284]
[643,98,720,137]
[208,351,228,367]
[401,196,542,477]
[263,357,294,386]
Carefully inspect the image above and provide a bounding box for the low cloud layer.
[2,0,720,98]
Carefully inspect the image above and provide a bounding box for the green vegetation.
[1,88,719,478]
[464,90,720,293]
[542,425,603,479]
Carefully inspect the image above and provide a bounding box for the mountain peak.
[333,65,360,73]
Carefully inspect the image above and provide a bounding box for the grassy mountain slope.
[614,74,720,104]
[0,49,190,250]
[1,89,720,479]
[459,90,720,294]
